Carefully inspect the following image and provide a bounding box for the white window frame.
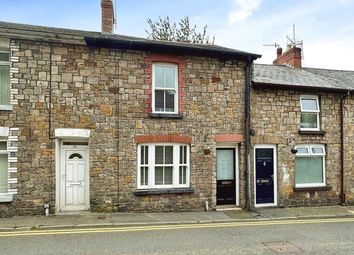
[300,95,320,131]
[0,48,10,107]
[152,63,179,114]
[0,137,8,194]
[295,144,326,188]
[137,143,190,189]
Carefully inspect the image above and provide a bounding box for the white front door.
[60,146,89,211]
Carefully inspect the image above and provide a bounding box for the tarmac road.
[0,218,353,255]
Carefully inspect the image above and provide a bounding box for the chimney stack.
[101,0,115,34]
[273,46,302,68]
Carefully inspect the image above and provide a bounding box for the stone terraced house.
[252,47,354,208]
[1,0,354,217]
[0,0,261,216]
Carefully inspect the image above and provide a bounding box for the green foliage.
[146,16,215,45]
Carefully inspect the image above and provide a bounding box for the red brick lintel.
[136,135,192,144]
[215,134,244,143]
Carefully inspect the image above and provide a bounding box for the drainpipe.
[244,57,252,210]
[340,90,351,206]
[48,42,53,215]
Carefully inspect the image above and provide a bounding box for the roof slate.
[253,64,354,91]
[0,21,260,60]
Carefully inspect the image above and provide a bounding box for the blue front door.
[255,148,275,205]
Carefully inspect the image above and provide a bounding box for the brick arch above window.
[144,54,187,115]
[136,134,192,144]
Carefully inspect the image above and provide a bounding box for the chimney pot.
[276,47,282,58]
[101,0,115,34]
[273,46,302,68]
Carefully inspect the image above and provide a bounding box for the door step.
[216,205,242,211]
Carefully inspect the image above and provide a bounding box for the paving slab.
[284,206,354,218]
[255,208,297,219]
[223,210,255,220]
[1,206,354,230]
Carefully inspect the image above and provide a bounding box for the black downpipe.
[116,56,120,211]
[244,57,252,210]
[340,91,351,205]
[48,43,53,207]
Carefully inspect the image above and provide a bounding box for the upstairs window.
[300,95,320,131]
[295,145,325,187]
[152,63,178,114]
[137,144,189,189]
[0,38,10,106]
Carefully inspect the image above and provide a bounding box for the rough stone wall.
[0,38,247,215]
[250,88,342,207]
[118,55,247,211]
[0,40,121,216]
[343,96,354,205]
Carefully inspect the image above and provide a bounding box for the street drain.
[262,241,303,254]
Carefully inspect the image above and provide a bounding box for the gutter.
[340,90,352,205]
[85,37,261,61]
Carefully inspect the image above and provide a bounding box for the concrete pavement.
[1,205,354,231]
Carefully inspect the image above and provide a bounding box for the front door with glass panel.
[216,148,236,205]
[60,146,89,211]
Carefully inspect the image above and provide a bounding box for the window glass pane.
[296,147,309,154]
[307,157,323,183]
[154,90,164,112]
[155,146,163,164]
[0,52,9,62]
[165,91,175,112]
[154,66,165,88]
[140,146,148,165]
[0,65,10,105]
[165,67,176,88]
[301,98,318,111]
[179,166,187,184]
[183,146,187,164]
[312,147,324,154]
[155,167,163,185]
[295,157,307,184]
[165,146,173,164]
[180,145,187,164]
[0,141,6,150]
[300,113,318,129]
[140,167,148,186]
[295,157,323,184]
[164,166,173,184]
[144,146,149,164]
[140,146,144,165]
[216,149,234,180]
[0,154,8,193]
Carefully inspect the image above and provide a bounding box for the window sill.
[148,113,183,119]
[0,193,13,202]
[298,130,326,135]
[134,188,194,196]
[293,185,332,192]
[0,105,12,111]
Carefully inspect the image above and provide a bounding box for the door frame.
[56,139,90,213]
[216,144,239,206]
[254,144,277,208]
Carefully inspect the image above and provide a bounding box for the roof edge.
[252,82,350,93]
[85,36,261,61]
